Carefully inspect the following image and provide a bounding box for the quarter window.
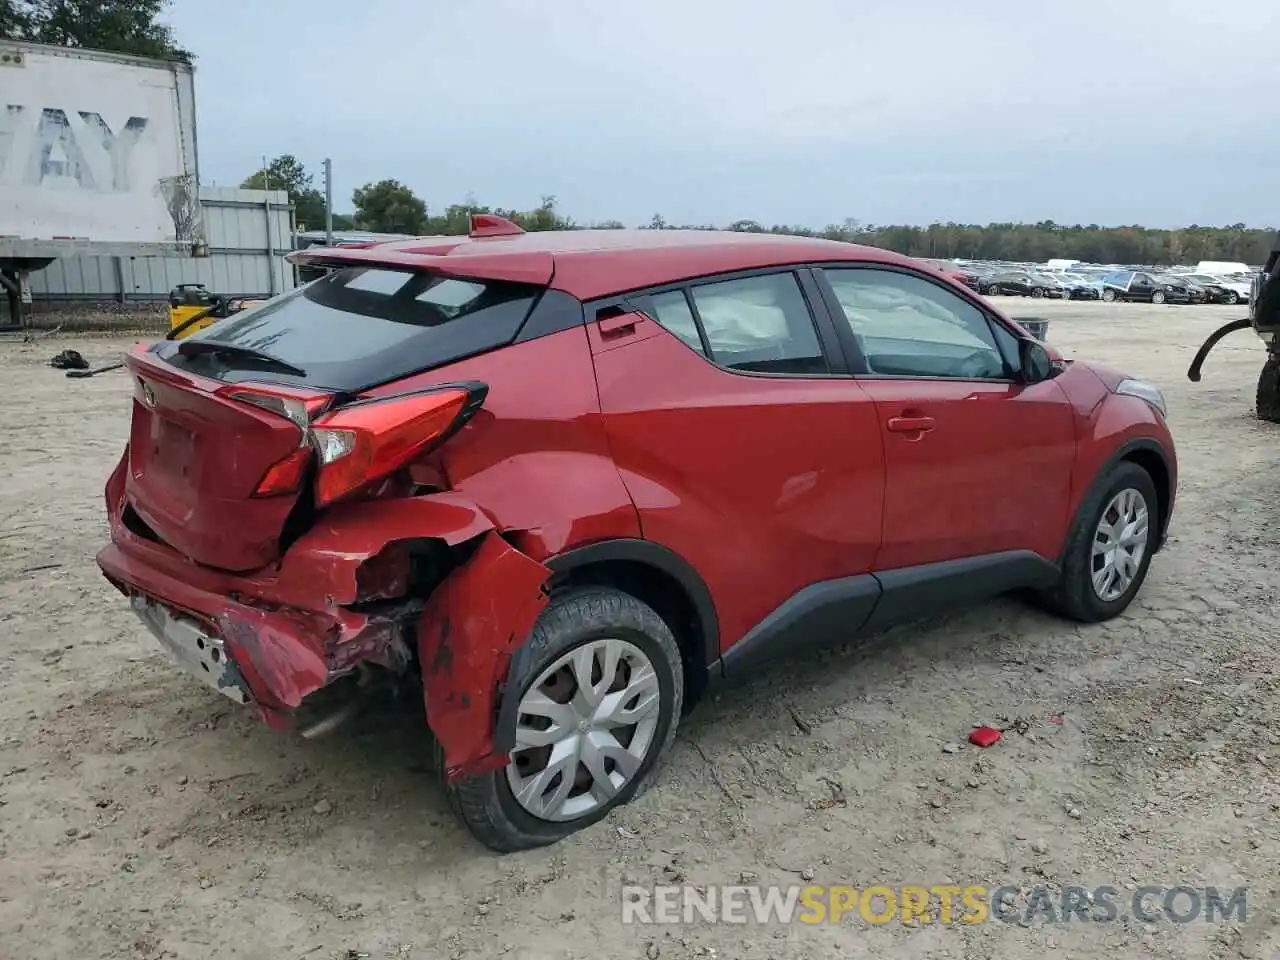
[648,290,705,354]
[824,268,1008,379]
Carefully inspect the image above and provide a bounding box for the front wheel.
[1102,289,1117,302]
[1037,462,1159,622]
[441,587,684,852]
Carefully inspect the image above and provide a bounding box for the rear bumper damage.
[98,454,550,780]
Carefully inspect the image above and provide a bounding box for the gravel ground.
[0,300,1277,960]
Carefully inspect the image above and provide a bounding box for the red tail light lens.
[254,447,313,497]
[310,387,475,507]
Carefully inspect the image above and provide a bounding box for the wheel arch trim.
[1091,436,1176,553]
[492,538,720,757]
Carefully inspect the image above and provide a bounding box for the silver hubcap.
[1092,488,1149,601]
[505,638,661,822]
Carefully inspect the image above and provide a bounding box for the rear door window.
[159,267,542,392]
[688,273,828,375]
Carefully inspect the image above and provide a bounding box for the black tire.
[1037,461,1160,623]
[1102,289,1117,302]
[1225,291,1240,305]
[1151,290,1166,304]
[1257,357,1280,423]
[1031,288,1045,298]
[441,586,684,853]
[984,285,1000,296]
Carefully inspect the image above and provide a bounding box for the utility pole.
[323,157,334,245]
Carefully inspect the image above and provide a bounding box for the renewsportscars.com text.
[621,884,1247,926]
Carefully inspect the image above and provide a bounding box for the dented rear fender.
[418,532,550,781]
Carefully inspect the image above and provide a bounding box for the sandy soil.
[0,300,1277,960]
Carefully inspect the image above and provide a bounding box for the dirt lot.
[1,301,1278,960]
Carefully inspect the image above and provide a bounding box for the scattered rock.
[64,827,79,837]
[800,867,816,881]
[617,826,640,840]
[1067,807,1082,819]
[476,904,489,916]
[965,779,981,789]
[313,799,332,815]
[929,798,944,809]
[739,871,758,883]
[176,775,189,786]
[645,943,661,959]
[942,744,960,754]
[199,878,212,889]
[1032,839,1048,855]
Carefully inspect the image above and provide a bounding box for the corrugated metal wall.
[28,186,296,301]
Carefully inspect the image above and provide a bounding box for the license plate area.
[131,595,251,704]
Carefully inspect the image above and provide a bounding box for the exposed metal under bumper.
[131,595,251,703]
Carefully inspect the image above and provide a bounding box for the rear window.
[157,267,542,392]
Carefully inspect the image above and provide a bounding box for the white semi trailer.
[0,40,204,327]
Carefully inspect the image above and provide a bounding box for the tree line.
[267,159,1272,267]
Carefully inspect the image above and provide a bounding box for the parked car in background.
[1058,274,1103,300]
[1162,276,1209,304]
[95,220,1179,851]
[982,271,1057,298]
[1101,271,1192,304]
[1179,273,1248,304]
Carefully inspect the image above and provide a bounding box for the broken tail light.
[223,381,486,505]
[310,385,485,507]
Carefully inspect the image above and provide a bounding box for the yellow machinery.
[167,284,266,339]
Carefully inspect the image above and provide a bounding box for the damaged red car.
[98,217,1177,851]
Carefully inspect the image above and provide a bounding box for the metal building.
[27,186,296,302]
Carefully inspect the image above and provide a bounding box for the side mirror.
[1019,339,1054,383]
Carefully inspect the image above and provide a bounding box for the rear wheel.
[441,587,683,852]
[1257,357,1280,423]
[1031,288,1045,298]
[984,285,1000,296]
[1038,461,1158,622]
[1225,291,1240,305]
[1151,290,1166,304]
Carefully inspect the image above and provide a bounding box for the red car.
[98,217,1176,851]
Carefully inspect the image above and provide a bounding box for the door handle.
[886,415,936,433]
[598,313,639,338]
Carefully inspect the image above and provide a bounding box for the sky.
[166,0,1279,229]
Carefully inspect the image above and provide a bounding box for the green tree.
[352,179,427,234]
[241,155,327,230]
[2,0,191,60]
[0,0,32,37]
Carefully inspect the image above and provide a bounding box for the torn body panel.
[418,532,550,781]
[100,460,517,721]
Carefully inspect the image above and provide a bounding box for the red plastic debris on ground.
[969,726,1003,748]
[1047,714,1065,725]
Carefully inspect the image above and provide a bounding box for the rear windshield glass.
[157,267,541,392]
